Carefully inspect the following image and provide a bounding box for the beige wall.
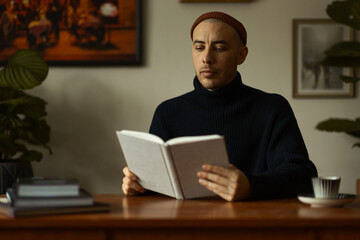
[31,0,360,194]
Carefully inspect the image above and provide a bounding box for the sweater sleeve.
[246,96,317,199]
[149,103,171,141]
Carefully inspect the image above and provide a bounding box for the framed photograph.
[0,0,142,66]
[292,19,354,98]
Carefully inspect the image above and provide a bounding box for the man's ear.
[237,46,248,65]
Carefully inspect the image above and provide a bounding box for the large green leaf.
[327,0,360,30]
[325,41,360,58]
[14,150,43,162]
[0,90,47,119]
[0,134,17,157]
[322,56,360,67]
[0,113,31,130]
[0,49,49,90]
[316,118,360,138]
[0,87,17,101]
[340,75,360,83]
[322,42,360,67]
[5,96,46,119]
[17,119,51,146]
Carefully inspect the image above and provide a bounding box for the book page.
[119,130,164,144]
[168,137,230,199]
[166,134,221,145]
[117,131,175,198]
[160,147,184,199]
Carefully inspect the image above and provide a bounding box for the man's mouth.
[200,69,217,77]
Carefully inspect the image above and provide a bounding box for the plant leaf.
[322,42,360,68]
[0,134,17,157]
[326,0,360,30]
[316,118,360,138]
[0,49,48,90]
[16,119,52,153]
[325,41,360,58]
[322,56,360,67]
[0,113,31,130]
[0,94,47,119]
[0,87,17,101]
[340,75,360,83]
[14,150,42,162]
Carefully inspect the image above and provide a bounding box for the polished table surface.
[0,194,360,240]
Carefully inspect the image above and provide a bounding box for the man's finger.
[123,167,138,181]
[123,177,145,194]
[202,164,230,176]
[123,183,142,195]
[122,183,140,196]
[197,171,229,186]
[211,187,235,202]
[199,178,237,201]
[199,178,229,195]
[123,166,130,175]
[130,181,146,193]
[203,164,240,182]
[126,176,145,192]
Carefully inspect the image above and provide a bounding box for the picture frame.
[292,19,355,98]
[0,0,142,66]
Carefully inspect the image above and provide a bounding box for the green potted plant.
[316,0,360,149]
[316,0,360,194]
[0,49,51,194]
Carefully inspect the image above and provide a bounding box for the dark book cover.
[15,177,79,197]
[7,188,93,208]
[0,201,110,218]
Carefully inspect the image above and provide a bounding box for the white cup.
[312,176,341,199]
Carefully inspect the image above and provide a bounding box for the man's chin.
[200,81,220,91]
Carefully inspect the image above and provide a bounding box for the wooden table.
[0,194,360,240]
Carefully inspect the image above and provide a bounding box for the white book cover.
[117,130,230,199]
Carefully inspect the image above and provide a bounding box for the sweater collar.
[193,72,244,97]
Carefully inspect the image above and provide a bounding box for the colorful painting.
[0,0,142,65]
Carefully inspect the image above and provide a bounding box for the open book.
[116,130,230,199]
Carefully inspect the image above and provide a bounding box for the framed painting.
[0,0,142,66]
[292,19,354,98]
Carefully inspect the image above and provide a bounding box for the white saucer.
[298,193,356,208]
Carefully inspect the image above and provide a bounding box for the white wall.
[31,0,360,194]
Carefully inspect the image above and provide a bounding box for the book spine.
[161,145,184,199]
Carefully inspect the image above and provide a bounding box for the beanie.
[190,11,247,46]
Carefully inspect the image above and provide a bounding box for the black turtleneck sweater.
[149,73,317,199]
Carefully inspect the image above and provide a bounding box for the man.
[122,12,317,201]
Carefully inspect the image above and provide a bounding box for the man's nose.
[202,49,213,64]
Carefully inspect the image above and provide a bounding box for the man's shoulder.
[246,85,288,103]
[156,91,195,109]
[245,85,292,112]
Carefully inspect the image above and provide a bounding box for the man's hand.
[197,164,251,201]
[122,167,146,196]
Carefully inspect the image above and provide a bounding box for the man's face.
[192,20,248,91]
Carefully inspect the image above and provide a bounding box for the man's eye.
[215,47,225,52]
[195,46,204,51]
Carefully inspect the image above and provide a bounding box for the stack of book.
[0,177,109,217]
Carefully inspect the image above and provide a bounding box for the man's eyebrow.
[213,40,229,45]
[193,40,204,44]
[193,40,229,45]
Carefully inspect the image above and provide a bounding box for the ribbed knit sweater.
[149,72,317,199]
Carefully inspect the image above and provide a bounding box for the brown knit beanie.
[190,11,247,46]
